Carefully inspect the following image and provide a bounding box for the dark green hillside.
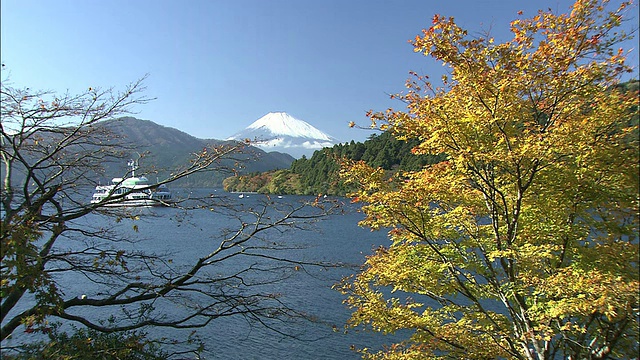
[223,131,444,196]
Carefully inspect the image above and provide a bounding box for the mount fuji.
[227,112,336,158]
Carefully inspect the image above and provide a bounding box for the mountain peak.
[228,112,336,158]
[246,112,333,140]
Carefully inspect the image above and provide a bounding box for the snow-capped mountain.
[227,112,336,158]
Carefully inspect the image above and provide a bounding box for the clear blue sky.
[1,0,637,143]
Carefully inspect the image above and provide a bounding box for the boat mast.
[127,159,137,177]
[128,153,142,177]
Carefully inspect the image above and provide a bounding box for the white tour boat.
[91,159,172,207]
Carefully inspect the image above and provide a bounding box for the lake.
[3,190,401,359]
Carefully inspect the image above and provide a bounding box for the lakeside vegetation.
[222,131,445,196]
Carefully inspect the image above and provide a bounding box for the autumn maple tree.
[339,1,639,359]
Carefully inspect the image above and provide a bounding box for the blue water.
[3,190,401,359]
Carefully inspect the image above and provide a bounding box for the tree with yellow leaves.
[339,1,638,359]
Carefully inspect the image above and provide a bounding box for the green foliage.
[3,325,168,360]
[265,169,302,194]
[223,132,443,196]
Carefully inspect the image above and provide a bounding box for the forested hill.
[222,131,444,196]
[96,117,295,186]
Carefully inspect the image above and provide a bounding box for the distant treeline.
[222,131,445,196]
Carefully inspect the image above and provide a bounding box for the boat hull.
[90,198,170,207]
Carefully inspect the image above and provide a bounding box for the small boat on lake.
[91,159,172,207]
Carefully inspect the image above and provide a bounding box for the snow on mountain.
[247,112,333,140]
[227,112,336,158]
